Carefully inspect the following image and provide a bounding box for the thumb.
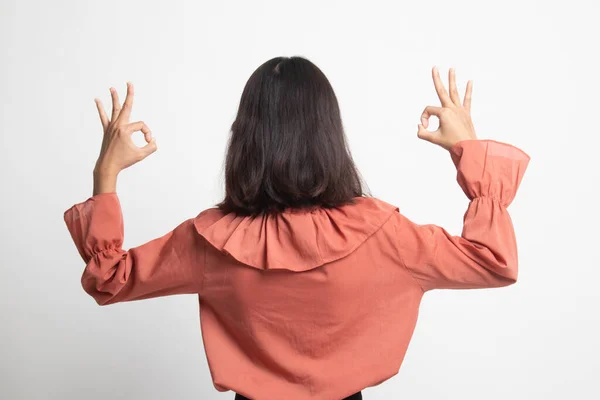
[417,124,440,145]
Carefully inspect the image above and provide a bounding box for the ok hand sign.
[93,82,157,176]
[418,67,478,151]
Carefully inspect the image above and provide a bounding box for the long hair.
[217,56,368,216]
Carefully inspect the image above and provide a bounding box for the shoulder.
[193,207,227,232]
[361,196,398,210]
[335,196,401,238]
[356,197,413,235]
[352,196,400,217]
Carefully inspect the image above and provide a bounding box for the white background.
[1,0,599,399]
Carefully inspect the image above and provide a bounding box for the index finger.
[463,80,473,113]
[431,66,452,107]
[94,98,109,130]
[117,82,134,123]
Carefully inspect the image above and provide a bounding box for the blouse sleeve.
[63,192,205,306]
[395,139,531,292]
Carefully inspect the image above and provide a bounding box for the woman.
[64,57,530,400]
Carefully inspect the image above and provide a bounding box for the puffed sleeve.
[63,192,205,305]
[394,139,531,291]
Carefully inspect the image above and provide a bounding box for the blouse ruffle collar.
[193,197,398,272]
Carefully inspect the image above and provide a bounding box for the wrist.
[93,163,120,178]
[93,168,118,195]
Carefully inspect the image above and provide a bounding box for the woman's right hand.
[417,66,478,151]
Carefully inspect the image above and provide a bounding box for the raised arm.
[394,67,530,291]
[64,82,204,305]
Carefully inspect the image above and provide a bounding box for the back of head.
[217,56,367,216]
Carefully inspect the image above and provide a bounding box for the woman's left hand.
[92,82,157,194]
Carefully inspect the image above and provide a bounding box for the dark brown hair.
[217,56,368,216]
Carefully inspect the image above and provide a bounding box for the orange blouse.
[64,139,530,400]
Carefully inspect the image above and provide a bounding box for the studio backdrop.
[1,0,598,399]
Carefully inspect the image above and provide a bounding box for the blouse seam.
[451,138,531,162]
[391,215,426,294]
[199,238,207,296]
